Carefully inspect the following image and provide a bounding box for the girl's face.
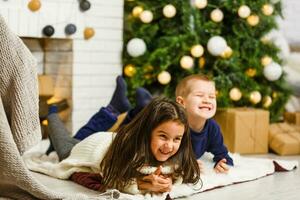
[150,120,185,162]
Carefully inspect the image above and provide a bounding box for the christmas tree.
[122,0,291,122]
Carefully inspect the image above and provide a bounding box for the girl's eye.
[160,135,167,140]
[174,137,182,142]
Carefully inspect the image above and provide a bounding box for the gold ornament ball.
[261,56,272,66]
[144,74,152,80]
[210,8,224,23]
[84,27,95,40]
[229,87,242,101]
[180,55,194,69]
[238,5,251,18]
[199,57,205,69]
[140,10,153,23]
[272,91,278,99]
[157,71,171,85]
[191,44,204,58]
[249,91,262,104]
[194,0,207,9]
[262,4,274,16]
[132,6,143,18]
[221,46,233,59]
[124,64,136,77]
[143,65,154,73]
[263,96,272,108]
[28,0,41,12]
[163,4,176,18]
[245,68,257,77]
[247,15,260,26]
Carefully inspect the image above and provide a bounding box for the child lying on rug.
[39,97,201,194]
[51,75,234,174]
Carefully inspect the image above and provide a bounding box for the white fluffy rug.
[23,140,298,200]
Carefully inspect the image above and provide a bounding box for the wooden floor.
[181,154,300,200]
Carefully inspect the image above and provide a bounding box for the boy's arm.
[208,121,234,167]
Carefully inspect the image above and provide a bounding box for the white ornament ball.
[263,62,282,81]
[210,8,224,22]
[229,87,242,101]
[140,10,153,23]
[262,4,274,16]
[270,0,280,4]
[190,44,204,58]
[207,36,227,56]
[249,91,262,104]
[238,5,251,18]
[194,0,207,9]
[126,38,147,57]
[180,55,194,69]
[157,71,171,85]
[163,4,176,18]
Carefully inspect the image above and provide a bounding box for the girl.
[44,97,201,194]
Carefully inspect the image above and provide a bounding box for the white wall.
[0,0,123,133]
[279,0,300,45]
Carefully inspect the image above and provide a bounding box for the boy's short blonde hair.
[175,74,214,98]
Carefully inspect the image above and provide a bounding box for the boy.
[175,74,233,173]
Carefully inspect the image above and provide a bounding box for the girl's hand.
[214,158,229,173]
[197,160,205,173]
[137,166,173,193]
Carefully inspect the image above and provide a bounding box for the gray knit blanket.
[0,15,111,200]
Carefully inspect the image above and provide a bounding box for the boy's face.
[177,80,217,120]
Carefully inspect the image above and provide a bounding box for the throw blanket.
[23,140,298,200]
[0,14,108,200]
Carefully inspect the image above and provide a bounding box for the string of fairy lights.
[26,0,94,39]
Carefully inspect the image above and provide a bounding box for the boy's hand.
[197,160,205,173]
[214,158,229,173]
[137,166,173,193]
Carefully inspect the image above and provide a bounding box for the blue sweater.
[190,119,234,166]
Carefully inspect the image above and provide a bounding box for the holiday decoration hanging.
[80,0,91,12]
[263,62,282,81]
[132,6,143,18]
[207,36,227,56]
[180,55,194,69]
[247,15,260,26]
[194,0,207,9]
[261,55,272,66]
[198,57,205,69]
[220,46,233,59]
[263,96,272,108]
[249,91,262,104]
[163,4,176,18]
[124,64,136,77]
[238,5,251,18]
[126,38,147,57]
[65,24,77,35]
[210,8,224,23]
[245,68,257,77]
[229,87,242,101]
[28,0,41,12]
[157,71,171,85]
[42,25,55,37]
[84,27,95,39]
[190,44,204,58]
[140,10,153,23]
[262,4,274,16]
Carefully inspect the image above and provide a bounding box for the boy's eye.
[209,95,216,99]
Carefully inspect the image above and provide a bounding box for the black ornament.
[42,25,55,37]
[65,24,77,35]
[80,0,91,12]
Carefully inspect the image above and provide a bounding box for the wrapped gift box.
[269,123,300,155]
[214,108,269,154]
